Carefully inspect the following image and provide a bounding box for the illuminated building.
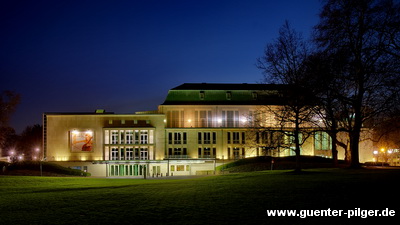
[43,83,374,176]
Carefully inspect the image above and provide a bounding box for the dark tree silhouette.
[314,0,400,168]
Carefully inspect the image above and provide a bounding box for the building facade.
[43,83,374,177]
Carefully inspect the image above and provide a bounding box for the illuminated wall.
[44,113,165,162]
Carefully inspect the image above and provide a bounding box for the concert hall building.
[43,83,374,177]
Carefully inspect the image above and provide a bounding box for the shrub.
[4,161,91,176]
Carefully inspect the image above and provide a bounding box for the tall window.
[183,132,187,144]
[140,130,148,144]
[120,131,125,144]
[174,148,182,156]
[174,132,182,144]
[134,130,140,144]
[233,147,240,159]
[222,111,239,127]
[140,148,148,160]
[169,132,187,145]
[233,132,240,144]
[126,131,133,144]
[195,110,212,127]
[314,131,331,150]
[198,132,202,144]
[198,132,216,144]
[212,132,216,144]
[120,148,125,160]
[204,148,211,157]
[167,110,184,127]
[111,130,119,144]
[126,147,133,160]
[111,147,119,160]
[204,132,211,144]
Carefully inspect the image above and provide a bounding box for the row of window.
[198,147,216,158]
[166,110,242,128]
[108,147,149,160]
[168,132,187,144]
[109,164,147,176]
[166,147,246,159]
[108,164,191,176]
[170,165,190,172]
[104,129,154,145]
[255,131,332,150]
[168,131,246,145]
[198,91,258,100]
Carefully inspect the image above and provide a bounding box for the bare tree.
[256,21,317,172]
[0,91,20,156]
[314,0,400,168]
[0,91,20,127]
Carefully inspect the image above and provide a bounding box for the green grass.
[1,168,399,224]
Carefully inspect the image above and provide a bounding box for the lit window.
[177,165,185,171]
[140,130,148,144]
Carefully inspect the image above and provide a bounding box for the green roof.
[162,83,289,105]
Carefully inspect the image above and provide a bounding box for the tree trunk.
[331,132,338,167]
[294,115,302,173]
[349,129,361,168]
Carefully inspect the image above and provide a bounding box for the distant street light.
[35,147,43,176]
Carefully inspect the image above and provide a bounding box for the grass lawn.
[0,168,399,224]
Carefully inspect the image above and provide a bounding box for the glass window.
[195,110,212,127]
[174,148,182,156]
[168,132,172,144]
[126,147,133,160]
[120,148,125,160]
[134,147,139,160]
[314,131,331,150]
[111,130,119,144]
[140,148,148,160]
[126,130,133,144]
[233,147,240,159]
[111,147,119,160]
[223,111,239,127]
[227,111,234,127]
[134,130,139,144]
[174,132,181,144]
[204,148,211,157]
[198,132,202,144]
[212,132,216,144]
[177,165,184,171]
[140,130,148,144]
[233,132,240,144]
[204,132,211,144]
[120,131,125,144]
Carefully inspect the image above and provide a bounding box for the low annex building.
[43,83,374,177]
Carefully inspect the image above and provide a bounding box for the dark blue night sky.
[0,0,321,133]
